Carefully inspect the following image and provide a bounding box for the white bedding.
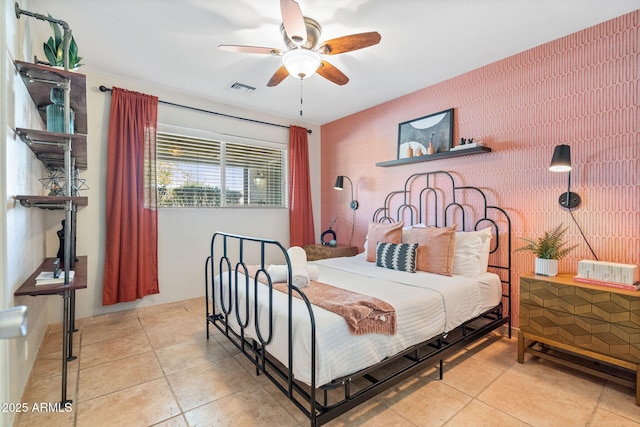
[213,254,501,387]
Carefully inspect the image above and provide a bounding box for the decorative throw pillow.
[376,242,418,273]
[401,223,425,243]
[452,227,493,276]
[406,226,456,276]
[366,221,404,262]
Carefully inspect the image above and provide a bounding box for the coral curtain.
[288,126,315,247]
[103,87,159,305]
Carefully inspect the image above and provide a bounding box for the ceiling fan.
[219,0,381,87]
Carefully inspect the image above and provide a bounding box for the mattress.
[212,254,502,387]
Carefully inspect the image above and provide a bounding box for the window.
[156,128,287,207]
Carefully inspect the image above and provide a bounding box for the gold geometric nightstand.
[518,273,640,405]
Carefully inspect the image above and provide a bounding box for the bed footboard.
[205,232,323,418]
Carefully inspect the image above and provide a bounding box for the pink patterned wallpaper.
[320,11,639,326]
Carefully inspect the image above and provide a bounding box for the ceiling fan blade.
[280,0,307,46]
[267,66,290,87]
[219,45,282,55]
[318,32,381,55]
[317,61,349,85]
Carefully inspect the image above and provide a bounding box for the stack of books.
[450,142,483,151]
[574,260,639,290]
[573,276,640,291]
[35,270,74,286]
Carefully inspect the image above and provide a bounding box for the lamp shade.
[549,144,572,172]
[282,49,321,79]
[334,176,344,190]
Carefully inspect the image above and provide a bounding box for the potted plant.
[43,17,83,69]
[517,224,577,276]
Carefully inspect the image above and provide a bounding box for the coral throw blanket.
[246,266,397,335]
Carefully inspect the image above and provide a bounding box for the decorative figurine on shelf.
[56,219,77,268]
[56,220,66,264]
[46,87,74,134]
[39,167,89,197]
[69,167,89,196]
[427,133,435,155]
[321,216,338,246]
[460,138,467,145]
[406,143,414,158]
[39,168,66,196]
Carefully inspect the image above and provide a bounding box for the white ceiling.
[27,0,640,125]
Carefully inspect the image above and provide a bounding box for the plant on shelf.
[43,16,83,69]
[517,224,577,276]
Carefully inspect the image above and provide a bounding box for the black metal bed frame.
[205,171,512,426]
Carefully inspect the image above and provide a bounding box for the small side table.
[303,244,358,261]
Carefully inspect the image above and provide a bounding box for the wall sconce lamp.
[334,176,358,210]
[549,144,599,260]
[549,144,581,209]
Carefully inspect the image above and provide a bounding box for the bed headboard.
[372,170,511,291]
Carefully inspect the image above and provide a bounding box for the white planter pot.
[535,258,558,276]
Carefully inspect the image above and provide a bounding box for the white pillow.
[452,227,492,276]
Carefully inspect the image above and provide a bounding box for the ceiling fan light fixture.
[282,49,321,79]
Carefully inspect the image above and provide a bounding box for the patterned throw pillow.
[375,242,418,273]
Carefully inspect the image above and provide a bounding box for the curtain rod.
[98,85,311,134]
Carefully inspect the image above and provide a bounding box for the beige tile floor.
[14,297,640,427]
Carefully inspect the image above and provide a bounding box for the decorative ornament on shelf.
[40,167,88,196]
[427,133,435,155]
[406,143,413,158]
[46,87,75,133]
[321,215,337,246]
[516,224,578,277]
[69,167,89,195]
[451,137,484,151]
[43,14,83,69]
[39,168,66,196]
[56,219,78,267]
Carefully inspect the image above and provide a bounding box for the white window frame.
[156,124,288,208]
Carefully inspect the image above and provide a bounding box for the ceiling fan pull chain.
[300,78,303,116]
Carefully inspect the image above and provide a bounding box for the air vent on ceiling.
[224,81,256,95]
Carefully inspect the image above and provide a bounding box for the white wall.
[43,69,322,322]
[3,1,52,424]
[1,4,8,425]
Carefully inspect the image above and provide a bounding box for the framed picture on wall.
[397,108,454,159]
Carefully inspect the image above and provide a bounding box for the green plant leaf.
[50,24,61,48]
[56,46,64,64]
[43,40,57,65]
[69,38,78,56]
[516,224,578,260]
